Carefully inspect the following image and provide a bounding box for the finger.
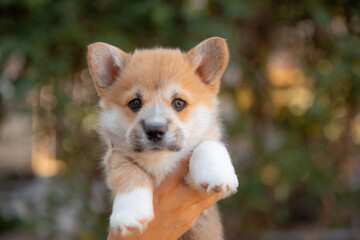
[107,229,117,240]
[198,194,221,210]
[188,194,221,218]
[170,157,190,182]
[173,185,221,210]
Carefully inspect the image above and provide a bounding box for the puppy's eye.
[128,99,142,112]
[172,98,187,112]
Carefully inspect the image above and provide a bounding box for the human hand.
[107,158,222,240]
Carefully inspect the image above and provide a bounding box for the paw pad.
[200,183,235,194]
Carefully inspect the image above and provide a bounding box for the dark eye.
[128,99,142,112]
[172,98,187,112]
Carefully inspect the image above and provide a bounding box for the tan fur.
[104,150,153,194]
[88,37,229,239]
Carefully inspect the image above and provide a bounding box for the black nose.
[144,124,167,142]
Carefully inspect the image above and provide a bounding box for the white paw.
[188,141,238,197]
[110,188,154,236]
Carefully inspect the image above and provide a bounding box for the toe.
[139,219,147,225]
[201,183,209,190]
[212,185,223,193]
[126,226,137,232]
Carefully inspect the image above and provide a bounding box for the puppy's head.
[88,37,228,152]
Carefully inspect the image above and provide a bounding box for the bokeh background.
[1,0,360,239]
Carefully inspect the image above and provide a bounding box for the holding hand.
[108,159,222,240]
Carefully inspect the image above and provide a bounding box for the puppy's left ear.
[186,37,229,93]
[87,42,129,96]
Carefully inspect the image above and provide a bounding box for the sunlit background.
[1,0,360,239]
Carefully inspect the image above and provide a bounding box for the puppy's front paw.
[110,188,154,236]
[188,141,238,197]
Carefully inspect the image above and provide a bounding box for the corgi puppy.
[87,37,238,240]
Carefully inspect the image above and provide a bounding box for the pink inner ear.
[195,55,215,85]
[196,61,208,83]
[102,55,120,87]
[111,64,120,83]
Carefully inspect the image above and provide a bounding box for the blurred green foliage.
[1,0,360,239]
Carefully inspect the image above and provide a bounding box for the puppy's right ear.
[87,42,129,96]
[186,37,229,94]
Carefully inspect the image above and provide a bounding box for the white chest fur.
[131,148,192,186]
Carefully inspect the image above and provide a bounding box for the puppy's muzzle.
[143,123,168,143]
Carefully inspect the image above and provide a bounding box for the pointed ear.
[186,37,229,92]
[87,42,129,96]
